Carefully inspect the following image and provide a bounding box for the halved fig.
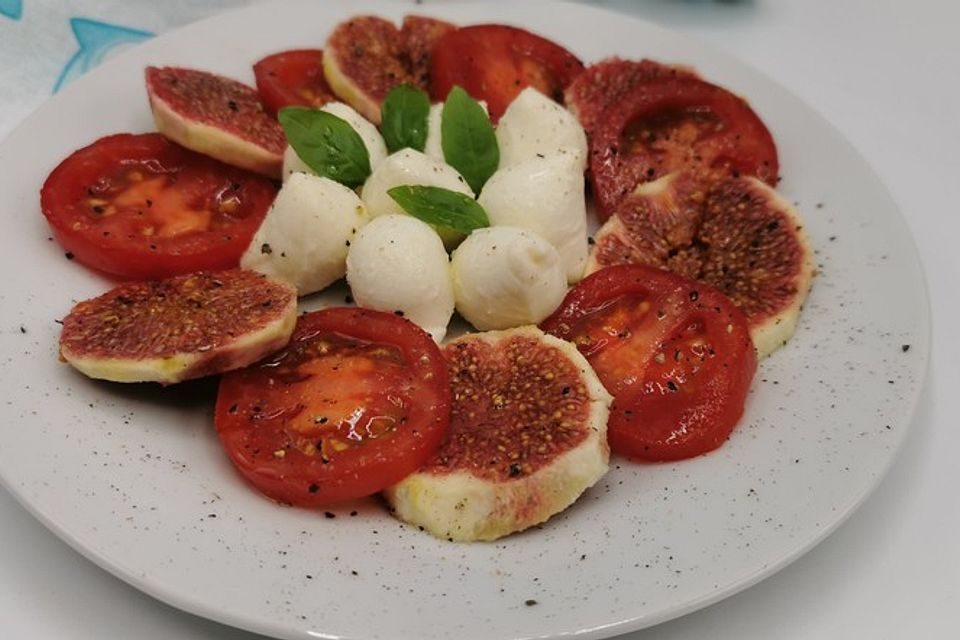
[145,66,285,179]
[323,15,455,124]
[384,326,611,542]
[401,15,457,89]
[59,269,297,385]
[563,57,697,134]
[586,173,814,358]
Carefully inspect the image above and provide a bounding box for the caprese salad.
[42,14,814,542]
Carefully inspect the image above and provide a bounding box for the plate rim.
[0,1,932,639]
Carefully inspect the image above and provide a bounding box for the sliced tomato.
[563,57,697,134]
[589,76,779,220]
[40,133,277,280]
[215,307,451,507]
[429,24,585,121]
[253,49,336,116]
[540,265,756,461]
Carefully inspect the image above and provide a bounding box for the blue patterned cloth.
[0,0,261,137]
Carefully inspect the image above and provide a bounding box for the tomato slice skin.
[429,24,585,121]
[40,133,277,280]
[589,76,779,220]
[215,307,452,507]
[540,264,756,461]
[253,49,335,116]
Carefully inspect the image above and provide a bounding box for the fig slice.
[401,15,457,90]
[323,15,455,124]
[563,57,697,134]
[59,269,297,385]
[384,326,611,542]
[586,172,814,358]
[145,66,285,179]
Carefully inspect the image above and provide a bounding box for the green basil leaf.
[381,84,431,153]
[278,107,371,188]
[441,86,499,194]
[387,185,490,235]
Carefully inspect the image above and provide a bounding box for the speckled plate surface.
[0,2,930,639]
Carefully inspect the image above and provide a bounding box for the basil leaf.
[278,107,370,188]
[441,86,499,194]
[387,185,490,235]
[381,84,430,153]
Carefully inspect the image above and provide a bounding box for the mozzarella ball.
[423,103,445,162]
[496,88,588,171]
[282,101,388,182]
[282,144,312,181]
[424,101,488,163]
[241,173,368,295]
[346,215,455,342]
[451,227,567,331]
[478,153,588,283]
[361,148,473,248]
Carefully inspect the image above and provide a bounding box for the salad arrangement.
[41,13,813,542]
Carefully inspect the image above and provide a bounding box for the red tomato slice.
[429,24,585,121]
[540,265,756,461]
[215,307,451,507]
[40,133,277,280]
[253,49,336,116]
[590,76,779,220]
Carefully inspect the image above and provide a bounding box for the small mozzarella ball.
[241,173,369,295]
[282,144,312,181]
[451,227,567,331]
[346,215,455,342]
[424,100,489,162]
[322,102,388,170]
[282,101,388,182]
[361,148,473,248]
[496,87,588,171]
[423,103,445,162]
[478,153,588,283]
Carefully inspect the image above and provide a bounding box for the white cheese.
[346,215,455,342]
[451,226,567,331]
[478,152,589,283]
[361,148,473,248]
[495,87,588,171]
[240,173,368,295]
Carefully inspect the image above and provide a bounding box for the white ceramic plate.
[0,2,930,639]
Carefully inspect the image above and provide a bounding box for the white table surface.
[2,0,957,638]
